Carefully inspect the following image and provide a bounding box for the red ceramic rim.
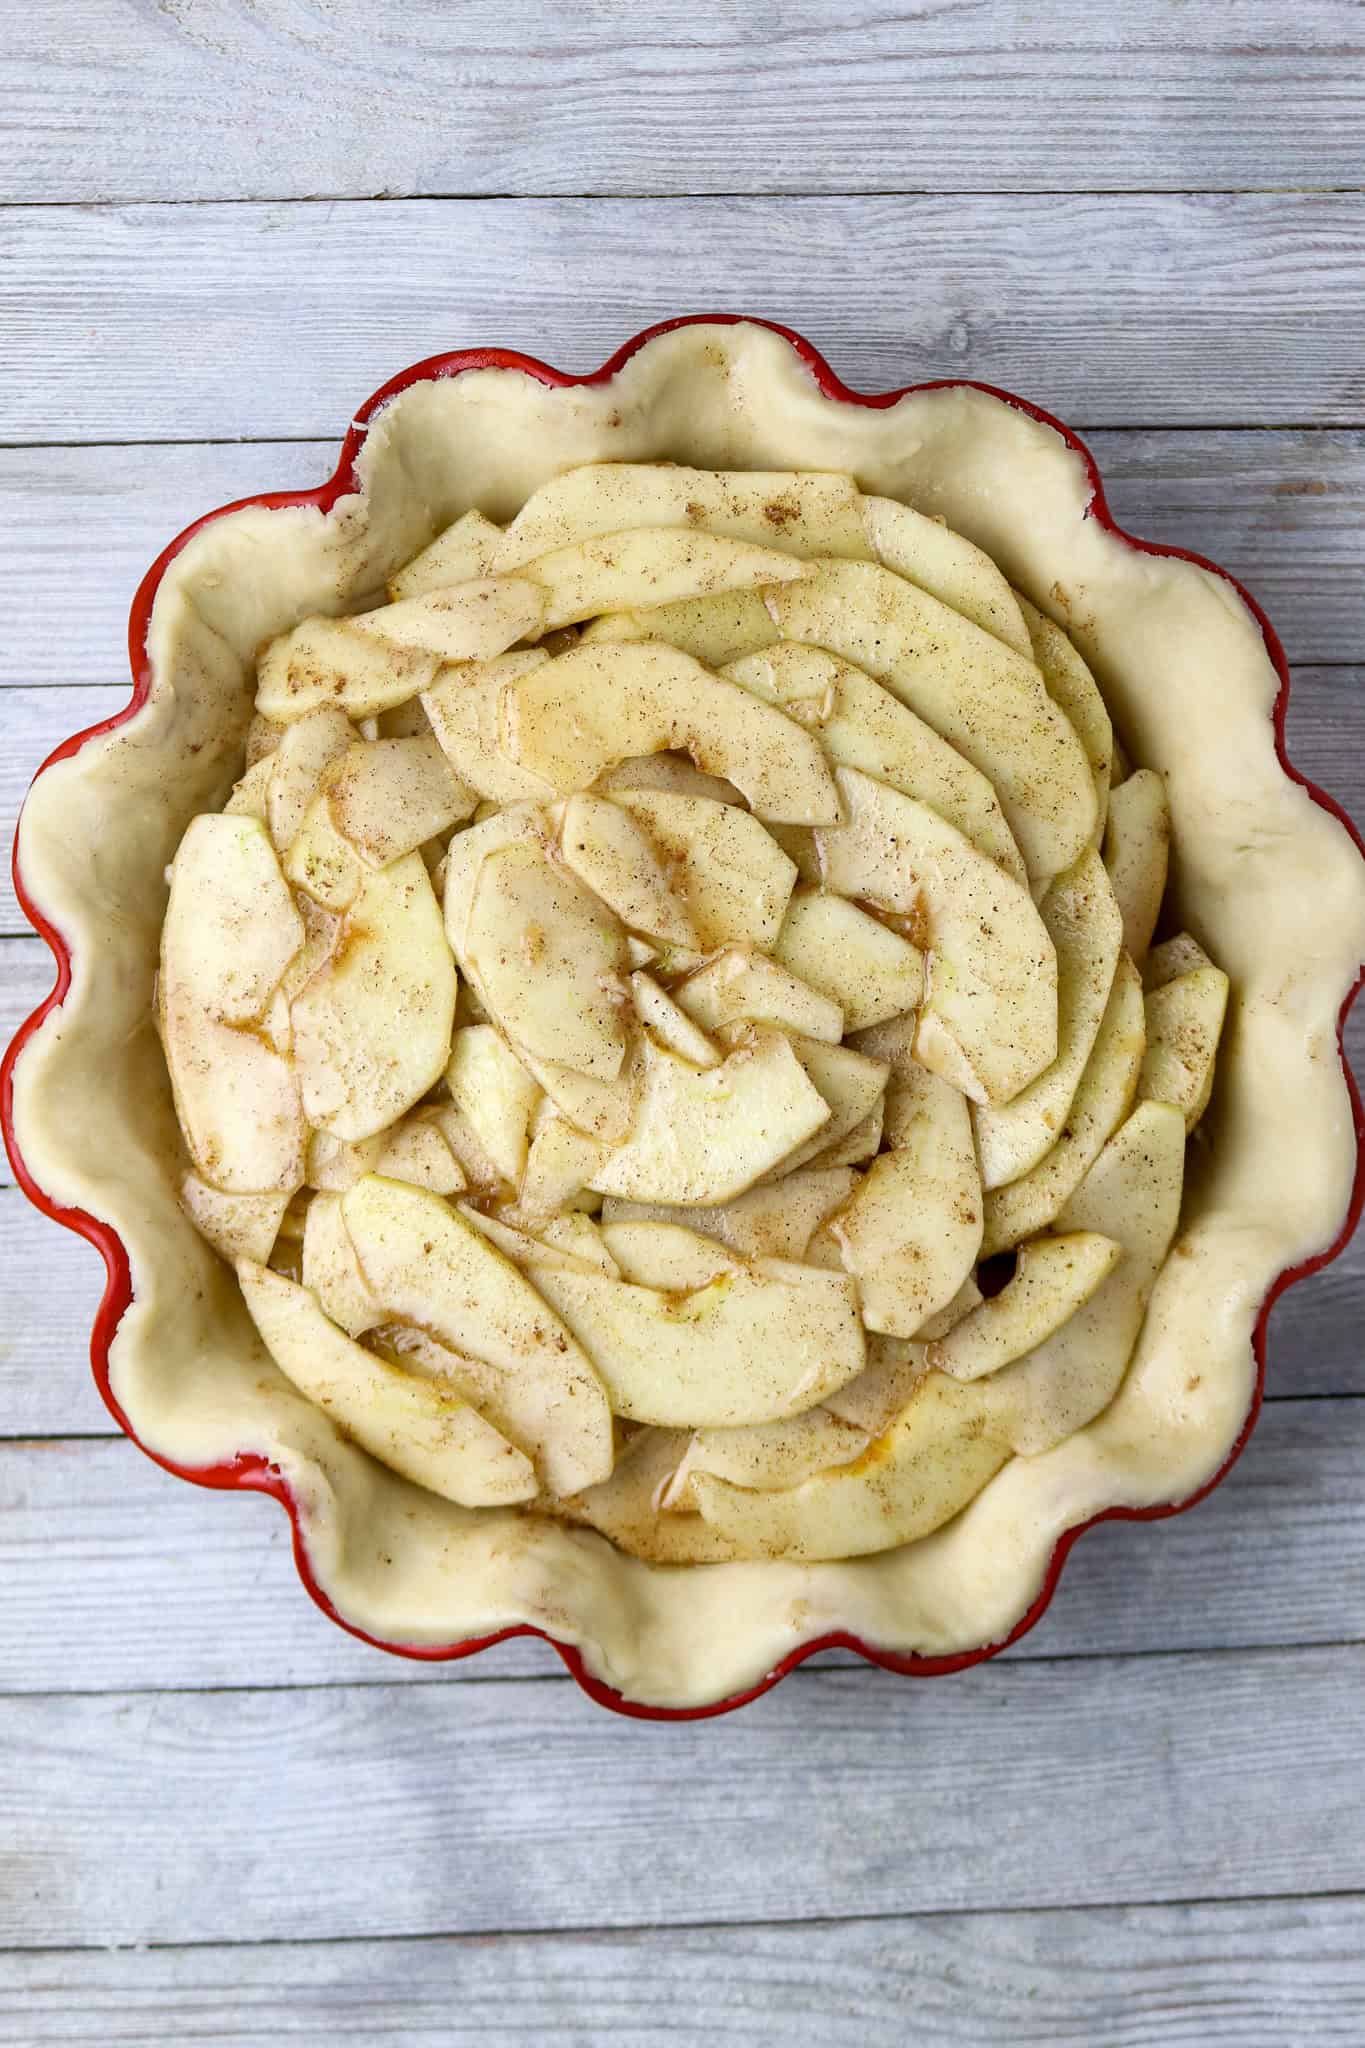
[4,315,1363,1720]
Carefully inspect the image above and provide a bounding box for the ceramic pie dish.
[6,316,1365,1717]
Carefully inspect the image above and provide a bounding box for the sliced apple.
[510,1041,640,1146]
[724,642,1026,884]
[535,1213,621,1277]
[164,813,304,1025]
[555,1427,747,1565]
[223,754,275,824]
[981,952,1146,1254]
[972,849,1123,1189]
[444,1023,542,1185]
[819,768,1058,1106]
[265,706,355,855]
[1103,769,1170,964]
[588,1027,831,1205]
[245,714,285,766]
[767,563,1096,879]
[325,736,477,867]
[825,1053,981,1336]
[283,792,364,913]
[497,464,868,566]
[559,792,698,948]
[463,838,629,1081]
[582,589,782,668]
[758,1034,890,1179]
[765,821,824,886]
[520,1113,613,1218]
[861,496,1032,655]
[349,576,545,664]
[442,804,547,955]
[341,1175,613,1493]
[772,888,923,1032]
[422,650,558,804]
[375,1114,466,1195]
[289,850,456,1141]
[179,1174,290,1265]
[529,1256,864,1426]
[821,1333,929,1434]
[985,1100,1186,1454]
[612,788,797,951]
[663,1407,872,1512]
[674,947,844,1046]
[305,1127,384,1193]
[1139,962,1230,1129]
[930,1232,1122,1382]
[389,508,504,601]
[800,1103,884,1171]
[257,614,443,722]
[630,972,720,1068]
[238,1261,537,1507]
[1145,931,1213,991]
[1016,594,1113,838]
[692,1371,1009,1562]
[594,752,743,808]
[515,527,810,631]
[597,1221,738,1291]
[601,1166,857,1262]
[499,642,839,824]
[426,1101,507,1194]
[301,1189,382,1336]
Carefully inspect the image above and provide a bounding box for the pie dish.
[6,316,1365,1715]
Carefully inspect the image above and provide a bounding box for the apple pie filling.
[158,464,1229,1563]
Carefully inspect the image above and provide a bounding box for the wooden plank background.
[1,4,1362,2039]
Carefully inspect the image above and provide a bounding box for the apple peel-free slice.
[350,576,545,664]
[929,1231,1122,1382]
[1103,769,1170,964]
[559,792,698,948]
[1139,962,1230,1129]
[178,1175,291,1266]
[601,1166,857,1263]
[389,509,504,602]
[613,789,798,952]
[663,1408,872,1512]
[497,465,868,567]
[257,615,441,722]
[862,496,1032,656]
[772,887,923,1032]
[326,736,476,867]
[517,527,810,630]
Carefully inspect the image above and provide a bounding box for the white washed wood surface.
[6,0,1363,202]
[2,3,1364,2034]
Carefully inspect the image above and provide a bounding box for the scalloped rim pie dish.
[5,316,1365,1717]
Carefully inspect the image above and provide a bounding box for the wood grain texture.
[3,195,1365,442]
[1,435,1361,692]
[5,0,1363,204]
[5,1896,1365,2045]
[1,1396,1362,1695]
[3,1644,1364,1946]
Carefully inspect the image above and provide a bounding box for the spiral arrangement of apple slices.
[159,464,1230,1563]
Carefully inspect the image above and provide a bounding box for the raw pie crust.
[12,323,1365,1708]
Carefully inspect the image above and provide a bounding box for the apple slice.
[972,850,1123,1190]
[588,1027,830,1205]
[772,888,923,1032]
[723,643,1027,883]
[375,1114,466,1195]
[986,1101,1186,1454]
[981,952,1146,1254]
[444,1024,542,1185]
[613,789,798,951]
[389,508,504,601]
[341,1175,613,1493]
[757,1034,890,1179]
[821,1333,930,1434]
[325,736,477,867]
[301,1189,382,1336]
[861,496,1032,656]
[520,1114,612,1218]
[558,792,698,948]
[463,838,629,1082]
[238,1261,536,1507]
[602,1166,857,1262]
[349,576,545,664]
[421,650,558,804]
[516,527,810,631]
[497,464,868,566]
[766,563,1097,880]
[692,1371,1009,1562]
[818,767,1058,1106]
[246,714,285,765]
[1016,594,1113,838]
[305,1128,384,1192]
[529,1257,864,1427]
[499,641,839,823]
[929,1232,1122,1381]
[555,1428,748,1564]
[673,948,843,1046]
[800,1103,884,1172]
[825,1053,982,1336]
[223,755,275,823]
[179,1174,290,1265]
[264,706,354,854]
[662,1408,872,1512]
[581,590,782,667]
[283,792,366,913]
[534,1213,621,1276]
[594,752,743,807]
[257,615,443,722]
[1139,962,1230,1129]
[630,972,720,1068]
[164,813,304,1026]
[1103,769,1170,964]
[289,849,456,1141]
[1145,930,1213,990]
[597,1221,738,1291]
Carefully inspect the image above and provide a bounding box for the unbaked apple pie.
[159,460,1233,1565]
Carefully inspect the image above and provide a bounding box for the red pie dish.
[5,316,1364,1716]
